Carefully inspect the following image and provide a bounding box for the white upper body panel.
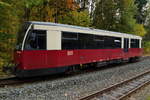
[31,21,142,50]
[46,30,61,50]
[32,21,142,40]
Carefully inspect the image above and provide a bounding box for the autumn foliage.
[0,0,150,73]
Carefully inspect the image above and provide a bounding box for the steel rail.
[79,70,150,100]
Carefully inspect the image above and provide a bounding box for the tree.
[92,0,118,31]
[59,10,91,27]
[76,0,89,10]
[143,1,150,41]
[133,24,146,36]
[118,0,147,36]
[0,1,11,31]
[0,0,17,67]
[92,0,147,36]
[25,0,70,22]
[116,0,137,33]
[135,0,148,24]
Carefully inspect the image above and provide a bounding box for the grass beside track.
[144,54,150,57]
[147,96,150,100]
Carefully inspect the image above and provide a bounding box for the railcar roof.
[29,21,142,39]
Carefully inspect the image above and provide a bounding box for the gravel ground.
[128,84,150,100]
[0,58,150,100]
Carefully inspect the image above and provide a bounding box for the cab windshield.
[24,29,47,50]
[16,22,31,50]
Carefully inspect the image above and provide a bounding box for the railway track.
[0,74,70,87]
[0,76,22,87]
[79,70,150,100]
[0,76,45,87]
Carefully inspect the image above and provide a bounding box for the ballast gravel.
[0,58,150,100]
[128,84,150,100]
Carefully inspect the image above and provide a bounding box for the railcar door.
[124,38,129,52]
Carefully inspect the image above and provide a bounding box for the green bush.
[143,41,150,54]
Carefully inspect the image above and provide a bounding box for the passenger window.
[62,32,78,50]
[24,30,46,50]
[78,33,94,49]
[94,35,105,49]
[114,38,121,48]
[131,39,139,48]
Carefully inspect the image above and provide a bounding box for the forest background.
[0,0,150,75]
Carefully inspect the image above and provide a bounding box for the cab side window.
[24,30,46,50]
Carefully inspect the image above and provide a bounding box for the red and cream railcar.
[14,21,142,77]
